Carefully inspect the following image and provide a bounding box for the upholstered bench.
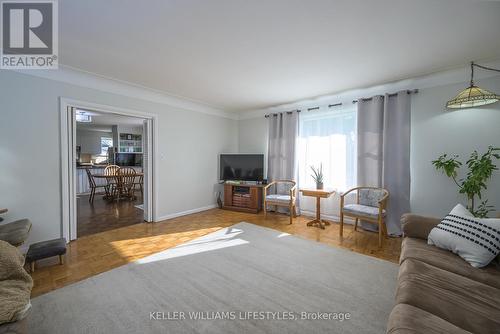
[26,238,67,272]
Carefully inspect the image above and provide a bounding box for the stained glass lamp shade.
[446,62,500,109]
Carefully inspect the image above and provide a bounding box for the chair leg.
[354,218,359,231]
[59,254,64,265]
[378,216,383,247]
[31,261,35,273]
[339,211,344,237]
[293,205,297,217]
[263,201,267,218]
[289,203,293,224]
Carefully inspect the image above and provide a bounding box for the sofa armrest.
[401,214,441,240]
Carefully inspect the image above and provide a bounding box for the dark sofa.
[387,214,500,334]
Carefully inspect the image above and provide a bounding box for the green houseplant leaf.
[432,146,499,217]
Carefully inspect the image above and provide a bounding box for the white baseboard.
[155,204,218,222]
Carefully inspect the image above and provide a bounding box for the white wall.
[238,75,500,219]
[0,70,237,245]
[411,75,500,217]
[76,130,113,155]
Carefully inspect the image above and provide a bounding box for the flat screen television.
[220,154,264,181]
[115,153,143,167]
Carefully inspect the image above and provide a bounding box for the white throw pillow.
[428,204,500,268]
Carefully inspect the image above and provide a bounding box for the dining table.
[92,172,144,200]
[92,172,144,179]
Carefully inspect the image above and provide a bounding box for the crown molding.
[13,64,239,120]
[238,58,500,120]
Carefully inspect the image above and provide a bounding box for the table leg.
[316,196,321,221]
[306,196,329,229]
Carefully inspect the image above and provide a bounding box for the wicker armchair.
[340,187,389,247]
[263,180,297,224]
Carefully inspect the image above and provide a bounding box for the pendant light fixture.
[446,62,500,109]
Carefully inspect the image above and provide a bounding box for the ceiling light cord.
[472,62,500,73]
[470,61,500,86]
[470,62,475,86]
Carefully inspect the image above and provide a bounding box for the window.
[100,137,113,156]
[298,105,356,191]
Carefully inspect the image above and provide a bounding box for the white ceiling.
[60,0,500,112]
[76,109,144,132]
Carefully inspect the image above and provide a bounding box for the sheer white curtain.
[297,105,357,217]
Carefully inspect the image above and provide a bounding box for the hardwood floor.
[77,193,144,237]
[30,209,401,298]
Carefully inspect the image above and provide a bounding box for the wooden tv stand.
[223,183,263,213]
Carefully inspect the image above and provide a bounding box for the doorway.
[60,98,156,241]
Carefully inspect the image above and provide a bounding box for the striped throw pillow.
[428,204,500,268]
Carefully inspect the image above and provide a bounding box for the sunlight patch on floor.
[136,227,248,264]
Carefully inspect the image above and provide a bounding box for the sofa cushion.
[400,237,500,289]
[343,204,386,219]
[428,204,500,268]
[0,219,32,246]
[396,258,500,334]
[401,214,441,240]
[265,194,291,204]
[387,303,472,334]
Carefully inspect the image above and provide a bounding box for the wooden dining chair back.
[104,165,120,176]
[85,168,107,203]
[104,165,120,197]
[133,174,144,197]
[117,167,137,200]
[340,186,389,247]
[263,180,297,224]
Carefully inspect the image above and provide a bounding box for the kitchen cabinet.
[119,133,142,153]
[76,168,91,194]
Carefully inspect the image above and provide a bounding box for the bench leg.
[31,261,35,273]
[59,254,64,265]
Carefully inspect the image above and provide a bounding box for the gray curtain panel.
[267,112,299,213]
[357,91,411,236]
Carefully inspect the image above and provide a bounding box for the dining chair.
[85,168,108,203]
[133,173,144,197]
[263,180,297,224]
[339,187,389,247]
[104,165,120,198]
[117,167,137,200]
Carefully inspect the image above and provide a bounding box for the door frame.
[60,97,158,241]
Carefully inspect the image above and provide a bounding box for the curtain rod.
[352,89,418,104]
[264,89,418,118]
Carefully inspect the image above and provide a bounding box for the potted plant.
[311,164,324,190]
[432,146,500,217]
